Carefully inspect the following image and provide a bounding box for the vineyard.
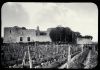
[1,43,98,68]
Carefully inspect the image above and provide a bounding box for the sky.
[1,2,98,42]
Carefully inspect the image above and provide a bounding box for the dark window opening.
[27,37,30,41]
[36,31,40,36]
[40,32,47,35]
[20,37,23,41]
[10,30,11,33]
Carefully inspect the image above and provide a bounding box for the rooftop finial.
[37,26,39,31]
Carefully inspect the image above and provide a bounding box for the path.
[59,49,89,69]
[59,51,82,68]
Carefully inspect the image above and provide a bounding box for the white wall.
[77,38,92,44]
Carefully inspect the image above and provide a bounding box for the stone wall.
[77,38,92,44]
[3,26,51,43]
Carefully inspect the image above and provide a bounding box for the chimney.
[37,26,39,31]
[36,26,40,36]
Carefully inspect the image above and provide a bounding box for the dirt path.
[84,50,98,69]
[59,52,82,69]
[83,50,91,68]
[59,49,89,69]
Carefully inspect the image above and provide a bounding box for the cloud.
[1,2,29,36]
[2,2,29,25]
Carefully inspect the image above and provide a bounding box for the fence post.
[22,51,26,66]
[56,44,58,53]
[28,46,32,68]
[81,44,84,52]
[67,44,71,68]
[68,44,71,62]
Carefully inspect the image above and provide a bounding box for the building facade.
[3,26,93,44]
[3,26,51,43]
[77,37,92,44]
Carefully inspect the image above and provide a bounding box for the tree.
[49,28,57,42]
[84,35,93,40]
[49,26,81,44]
[72,32,81,44]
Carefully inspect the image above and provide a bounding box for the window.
[10,30,11,33]
[40,32,46,35]
[27,37,30,41]
[20,37,23,41]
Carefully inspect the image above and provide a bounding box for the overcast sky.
[1,2,98,42]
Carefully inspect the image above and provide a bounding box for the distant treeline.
[49,26,93,44]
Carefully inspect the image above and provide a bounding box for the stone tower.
[36,26,40,36]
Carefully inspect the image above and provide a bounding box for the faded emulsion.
[1,2,98,69]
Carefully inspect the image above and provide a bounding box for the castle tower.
[36,26,40,36]
[37,26,39,31]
